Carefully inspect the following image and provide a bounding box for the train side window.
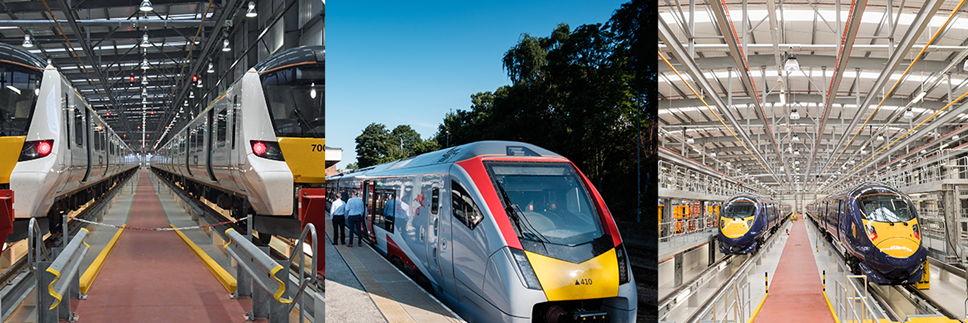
[431,187,439,215]
[216,109,227,146]
[63,108,70,149]
[452,181,483,230]
[74,109,83,147]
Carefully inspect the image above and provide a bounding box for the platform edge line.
[823,291,840,323]
[170,224,237,294]
[746,293,767,323]
[79,224,126,294]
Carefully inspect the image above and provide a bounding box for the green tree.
[355,123,390,168]
[345,162,359,171]
[386,125,423,161]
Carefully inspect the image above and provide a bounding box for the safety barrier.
[658,160,759,197]
[224,223,317,323]
[28,218,90,323]
[832,274,880,323]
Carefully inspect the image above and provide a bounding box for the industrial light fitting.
[789,107,800,120]
[311,82,317,99]
[793,149,800,156]
[784,53,800,74]
[196,79,203,88]
[246,1,257,18]
[141,58,149,70]
[139,0,153,12]
[904,108,914,120]
[849,159,855,165]
[876,135,884,142]
[710,152,717,157]
[222,39,231,52]
[686,137,695,144]
[954,135,961,141]
[189,91,194,99]
[791,133,800,143]
[141,33,150,48]
[207,63,215,74]
[22,34,32,48]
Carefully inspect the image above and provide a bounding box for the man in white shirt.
[330,191,348,245]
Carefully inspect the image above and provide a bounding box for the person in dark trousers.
[345,191,365,247]
[329,191,347,245]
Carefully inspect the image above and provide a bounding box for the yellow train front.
[718,195,783,254]
[814,182,926,284]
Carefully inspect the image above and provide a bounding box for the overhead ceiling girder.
[659,17,783,184]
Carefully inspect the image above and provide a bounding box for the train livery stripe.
[276,137,326,184]
[455,157,522,250]
[525,248,619,301]
[0,136,25,183]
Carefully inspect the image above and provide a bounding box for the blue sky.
[326,0,629,169]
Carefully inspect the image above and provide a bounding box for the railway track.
[0,168,137,321]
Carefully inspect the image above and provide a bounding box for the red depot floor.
[751,218,835,323]
[73,169,258,322]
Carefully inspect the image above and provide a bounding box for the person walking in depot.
[345,191,365,247]
[330,191,347,245]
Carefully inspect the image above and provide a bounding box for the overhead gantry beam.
[809,0,945,190]
[707,0,789,185]
[659,18,784,185]
[804,0,868,191]
[54,0,133,136]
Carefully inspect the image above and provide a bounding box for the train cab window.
[259,63,324,138]
[0,64,41,137]
[452,181,484,230]
[484,161,605,246]
[856,193,915,223]
[722,199,755,219]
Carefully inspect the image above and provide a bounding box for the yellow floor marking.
[171,224,237,294]
[79,225,125,294]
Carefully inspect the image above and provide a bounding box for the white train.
[150,45,325,240]
[0,43,140,242]
[327,141,637,323]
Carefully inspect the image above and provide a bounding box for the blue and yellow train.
[717,194,784,254]
[809,182,926,285]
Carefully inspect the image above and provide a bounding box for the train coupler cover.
[298,188,326,278]
[916,260,930,290]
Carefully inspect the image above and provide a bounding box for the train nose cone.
[876,237,919,258]
[721,219,749,239]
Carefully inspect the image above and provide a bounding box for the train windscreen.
[260,63,324,138]
[857,194,916,223]
[485,161,604,246]
[0,64,41,136]
[722,200,755,219]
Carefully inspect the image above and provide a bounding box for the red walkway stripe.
[752,219,835,323]
[73,169,255,322]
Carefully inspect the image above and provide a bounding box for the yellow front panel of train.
[720,216,753,239]
[863,219,920,258]
[276,137,326,184]
[0,136,25,183]
[526,249,619,301]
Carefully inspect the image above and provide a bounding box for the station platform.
[324,218,465,323]
[7,168,317,323]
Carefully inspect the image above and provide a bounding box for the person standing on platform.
[330,191,347,245]
[345,191,365,247]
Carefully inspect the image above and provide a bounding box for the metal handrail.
[27,218,49,272]
[282,224,318,322]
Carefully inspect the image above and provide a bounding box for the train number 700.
[310,144,323,152]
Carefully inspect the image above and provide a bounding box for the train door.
[361,181,375,243]
[186,130,194,177]
[425,182,454,299]
[205,108,217,182]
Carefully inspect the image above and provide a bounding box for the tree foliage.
[431,1,651,227]
[355,123,439,168]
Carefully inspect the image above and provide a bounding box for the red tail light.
[19,140,54,161]
[912,224,920,240]
[249,140,284,161]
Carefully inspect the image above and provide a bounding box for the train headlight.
[912,224,920,240]
[508,248,542,290]
[866,224,877,240]
[616,244,630,285]
[250,140,285,161]
[18,140,54,161]
[746,219,753,228]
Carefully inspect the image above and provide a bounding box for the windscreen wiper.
[496,181,549,243]
[289,91,321,138]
